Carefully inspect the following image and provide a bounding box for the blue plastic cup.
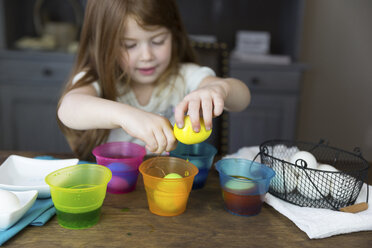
[215,158,275,216]
[106,162,139,194]
[170,142,217,189]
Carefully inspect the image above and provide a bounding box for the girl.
[57,0,251,160]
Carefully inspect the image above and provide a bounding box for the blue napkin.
[0,198,55,246]
[30,204,56,226]
[34,156,93,165]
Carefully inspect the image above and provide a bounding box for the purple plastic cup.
[92,142,146,194]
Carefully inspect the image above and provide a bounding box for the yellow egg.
[153,174,188,212]
[173,116,212,144]
[164,173,183,179]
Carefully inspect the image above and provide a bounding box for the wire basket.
[259,139,370,210]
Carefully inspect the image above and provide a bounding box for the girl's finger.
[153,129,167,154]
[174,101,188,128]
[213,96,224,117]
[187,100,201,132]
[201,99,213,130]
[164,126,177,152]
[144,133,158,153]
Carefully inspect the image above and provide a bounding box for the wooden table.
[1,151,372,248]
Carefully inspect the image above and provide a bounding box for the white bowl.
[0,190,38,231]
[0,155,78,198]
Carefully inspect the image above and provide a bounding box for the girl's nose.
[140,44,154,61]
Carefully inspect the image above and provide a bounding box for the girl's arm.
[58,85,177,153]
[174,76,250,132]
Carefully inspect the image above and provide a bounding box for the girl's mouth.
[138,67,156,76]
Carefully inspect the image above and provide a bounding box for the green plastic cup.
[45,164,112,229]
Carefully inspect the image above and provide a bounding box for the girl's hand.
[119,107,177,154]
[174,78,229,132]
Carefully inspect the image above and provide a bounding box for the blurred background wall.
[298,0,372,160]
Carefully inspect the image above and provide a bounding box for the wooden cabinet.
[228,62,305,153]
[0,51,74,152]
[176,0,306,153]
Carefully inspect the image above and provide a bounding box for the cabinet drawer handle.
[43,68,53,76]
[251,77,260,85]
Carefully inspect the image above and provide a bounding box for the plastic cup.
[170,142,217,189]
[92,142,146,194]
[139,157,198,216]
[45,164,112,229]
[215,158,275,216]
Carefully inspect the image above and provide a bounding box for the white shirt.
[72,63,215,148]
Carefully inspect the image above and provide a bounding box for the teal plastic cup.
[170,142,217,189]
[215,158,275,216]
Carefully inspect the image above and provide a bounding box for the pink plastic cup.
[92,142,146,194]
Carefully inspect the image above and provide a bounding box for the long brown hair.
[57,0,197,160]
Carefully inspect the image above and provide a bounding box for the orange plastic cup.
[139,157,198,216]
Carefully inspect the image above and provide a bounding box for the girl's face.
[121,16,172,86]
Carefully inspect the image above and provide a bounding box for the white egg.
[225,178,256,193]
[273,144,288,160]
[317,164,350,201]
[270,165,297,193]
[290,151,318,170]
[297,172,330,200]
[286,146,300,158]
[317,164,338,172]
[282,146,300,175]
[0,189,21,212]
[330,174,355,202]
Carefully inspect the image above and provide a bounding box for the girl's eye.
[152,39,165,45]
[121,40,136,49]
[125,43,136,49]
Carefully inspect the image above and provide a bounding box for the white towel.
[223,146,261,162]
[224,146,372,239]
[265,184,371,239]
